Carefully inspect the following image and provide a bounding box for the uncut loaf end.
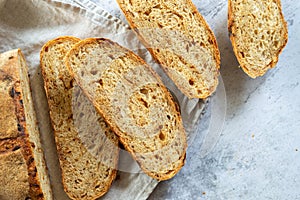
[0,49,53,200]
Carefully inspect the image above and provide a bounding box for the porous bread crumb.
[66,38,187,180]
[228,0,288,78]
[117,0,220,98]
[40,36,119,200]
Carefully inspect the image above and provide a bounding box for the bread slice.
[40,36,119,199]
[116,0,220,99]
[65,38,187,180]
[228,0,288,78]
[0,49,53,199]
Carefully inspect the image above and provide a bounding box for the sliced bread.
[228,0,288,78]
[65,38,187,181]
[40,36,119,200]
[0,49,53,199]
[116,0,220,99]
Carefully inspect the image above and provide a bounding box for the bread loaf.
[65,38,187,180]
[228,0,288,78]
[116,0,220,99]
[40,36,119,199]
[0,49,53,200]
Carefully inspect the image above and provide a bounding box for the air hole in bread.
[159,132,165,141]
[99,79,103,86]
[17,123,22,131]
[189,79,194,86]
[153,4,162,9]
[186,44,189,52]
[12,145,21,151]
[140,88,148,95]
[30,142,35,149]
[154,154,162,160]
[240,52,245,58]
[9,87,15,98]
[139,98,149,108]
[90,70,98,75]
[69,79,74,89]
[157,23,163,28]
[75,179,83,184]
[144,9,151,16]
[169,12,182,20]
[79,113,84,118]
[95,185,100,189]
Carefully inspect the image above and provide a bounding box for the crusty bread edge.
[228,0,288,78]
[40,36,118,199]
[116,0,221,99]
[65,38,187,181]
[11,49,53,199]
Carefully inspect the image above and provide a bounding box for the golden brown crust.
[0,55,20,140]
[0,51,30,200]
[228,0,288,78]
[0,149,30,200]
[116,0,220,99]
[13,79,45,200]
[65,38,187,181]
[40,36,118,199]
[0,49,50,199]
